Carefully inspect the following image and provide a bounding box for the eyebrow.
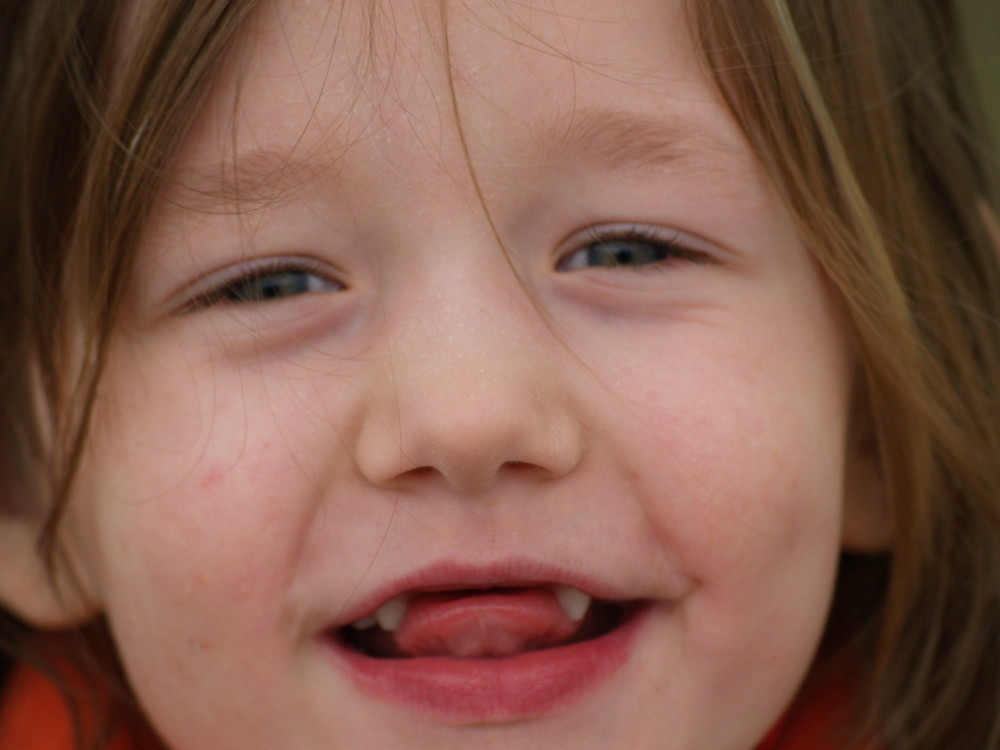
[173,107,736,210]
[541,106,738,176]
[170,145,345,211]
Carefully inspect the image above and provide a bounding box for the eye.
[556,225,704,272]
[187,258,342,311]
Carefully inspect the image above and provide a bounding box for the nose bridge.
[393,264,531,387]
[354,249,583,494]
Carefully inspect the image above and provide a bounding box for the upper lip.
[327,558,642,630]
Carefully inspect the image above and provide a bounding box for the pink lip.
[321,559,653,722]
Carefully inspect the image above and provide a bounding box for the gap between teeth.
[350,586,593,632]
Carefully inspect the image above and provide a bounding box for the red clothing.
[0,663,859,749]
[0,665,135,750]
[757,668,862,749]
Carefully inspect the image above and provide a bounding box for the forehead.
[167,0,751,202]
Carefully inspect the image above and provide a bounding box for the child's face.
[52,0,880,747]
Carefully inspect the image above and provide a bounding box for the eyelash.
[185,258,341,312]
[556,225,705,273]
[183,225,700,312]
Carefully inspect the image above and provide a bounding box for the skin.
[4,0,887,747]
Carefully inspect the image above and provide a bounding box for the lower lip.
[325,604,651,722]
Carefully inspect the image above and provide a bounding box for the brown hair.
[1,0,262,745]
[688,0,1000,746]
[2,0,999,747]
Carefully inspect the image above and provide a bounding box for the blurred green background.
[961,0,1000,155]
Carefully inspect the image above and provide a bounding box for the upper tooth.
[349,615,377,630]
[554,585,591,622]
[374,594,409,632]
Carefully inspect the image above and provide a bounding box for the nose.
[353,264,585,496]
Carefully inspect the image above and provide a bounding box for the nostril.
[501,461,551,479]
[403,466,436,480]
[399,462,536,487]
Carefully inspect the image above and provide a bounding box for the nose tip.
[354,348,585,495]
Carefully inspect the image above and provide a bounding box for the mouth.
[324,573,651,722]
[335,584,643,659]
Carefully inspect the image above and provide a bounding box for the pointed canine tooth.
[554,585,592,622]
[350,615,377,631]
[374,594,409,632]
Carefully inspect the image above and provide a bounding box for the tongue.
[393,588,580,658]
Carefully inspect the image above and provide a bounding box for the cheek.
[616,348,846,533]
[607,362,847,722]
[599,320,850,630]
[75,445,299,628]
[635,390,844,589]
[69,341,400,644]
[65,427,329,744]
[66,359,326,652]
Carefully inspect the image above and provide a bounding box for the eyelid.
[180,255,344,313]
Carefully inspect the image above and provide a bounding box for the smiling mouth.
[325,578,653,721]
[334,584,643,660]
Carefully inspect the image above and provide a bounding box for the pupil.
[231,271,309,302]
[260,272,305,299]
[587,240,664,267]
